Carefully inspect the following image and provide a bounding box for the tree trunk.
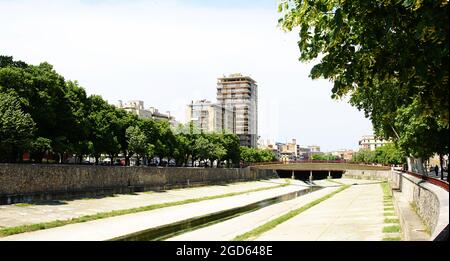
[439,154,444,180]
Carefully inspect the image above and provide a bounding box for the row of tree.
[0,55,276,167]
[351,143,406,165]
[311,154,339,161]
[240,146,277,165]
[278,0,448,174]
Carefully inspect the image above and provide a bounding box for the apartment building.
[116,100,177,126]
[185,100,235,133]
[358,135,390,151]
[217,73,258,147]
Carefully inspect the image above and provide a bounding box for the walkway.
[255,179,384,241]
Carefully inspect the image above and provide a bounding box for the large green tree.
[278,0,448,165]
[0,92,36,162]
[0,56,86,162]
[126,126,147,166]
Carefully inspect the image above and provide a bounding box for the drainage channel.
[111,185,323,241]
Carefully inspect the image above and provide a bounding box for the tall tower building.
[217,73,258,147]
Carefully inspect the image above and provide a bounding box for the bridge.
[250,161,391,181]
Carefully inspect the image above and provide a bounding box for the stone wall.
[342,169,393,181]
[397,173,448,240]
[343,169,448,240]
[0,164,277,205]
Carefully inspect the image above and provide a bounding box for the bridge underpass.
[276,170,343,181]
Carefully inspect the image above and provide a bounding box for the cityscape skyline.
[0,0,374,151]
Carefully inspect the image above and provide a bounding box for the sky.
[0,0,374,151]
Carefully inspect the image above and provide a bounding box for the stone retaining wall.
[343,169,393,181]
[0,164,278,205]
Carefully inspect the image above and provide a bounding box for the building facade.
[258,138,280,159]
[185,100,235,133]
[217,73,258,147]
[358,135,390,151]
[116,100,177,126]
[330,149,355,161]
[279,139,298,161]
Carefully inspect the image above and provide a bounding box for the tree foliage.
[278,0,449,159]
[352,143,406,165]
[0,92,35,162]
[311,153,338,161]
[240,147,277,165]
[0,55,245,167]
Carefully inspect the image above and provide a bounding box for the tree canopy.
[352,143,406,165]
[0,55,245,167]
[0,92,35,162]
[278,0,448,159]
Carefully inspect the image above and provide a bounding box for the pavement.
[426,171,448,181]
[0,180,309,241]
[254,179,385,241]
[0,179,286,229]
[166,180,341,241]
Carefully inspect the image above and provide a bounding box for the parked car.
[81,160,93,165]
[168,160,176,167]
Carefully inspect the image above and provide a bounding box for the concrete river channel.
[112,184,322,241]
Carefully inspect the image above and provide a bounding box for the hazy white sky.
[0,0,373,151]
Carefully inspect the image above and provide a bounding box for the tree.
[240,147,276,166]
[114,108,138,166]
[30,137,52,163]
[87,95,121,165]
[194,136,214,167]
[222,134,241,167]
[0,92,36,162]
[352,149,376,164]
[173,133,190,167]
[312,154,338,161]
[207,133,227,167]
[126,126,147,166]
[64,81,91,164]
[278,0,448,165]
[0,56,83,163]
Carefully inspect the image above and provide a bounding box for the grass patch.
[14,203,33,207]
[383,225,401,233]
[0,180,290,238]
[232,185,351,241]
[384,218,400,223]
[381,182,402,240]
[326,179,345,185]
[383,237,401,241]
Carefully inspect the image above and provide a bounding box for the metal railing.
[402,170,449,191]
